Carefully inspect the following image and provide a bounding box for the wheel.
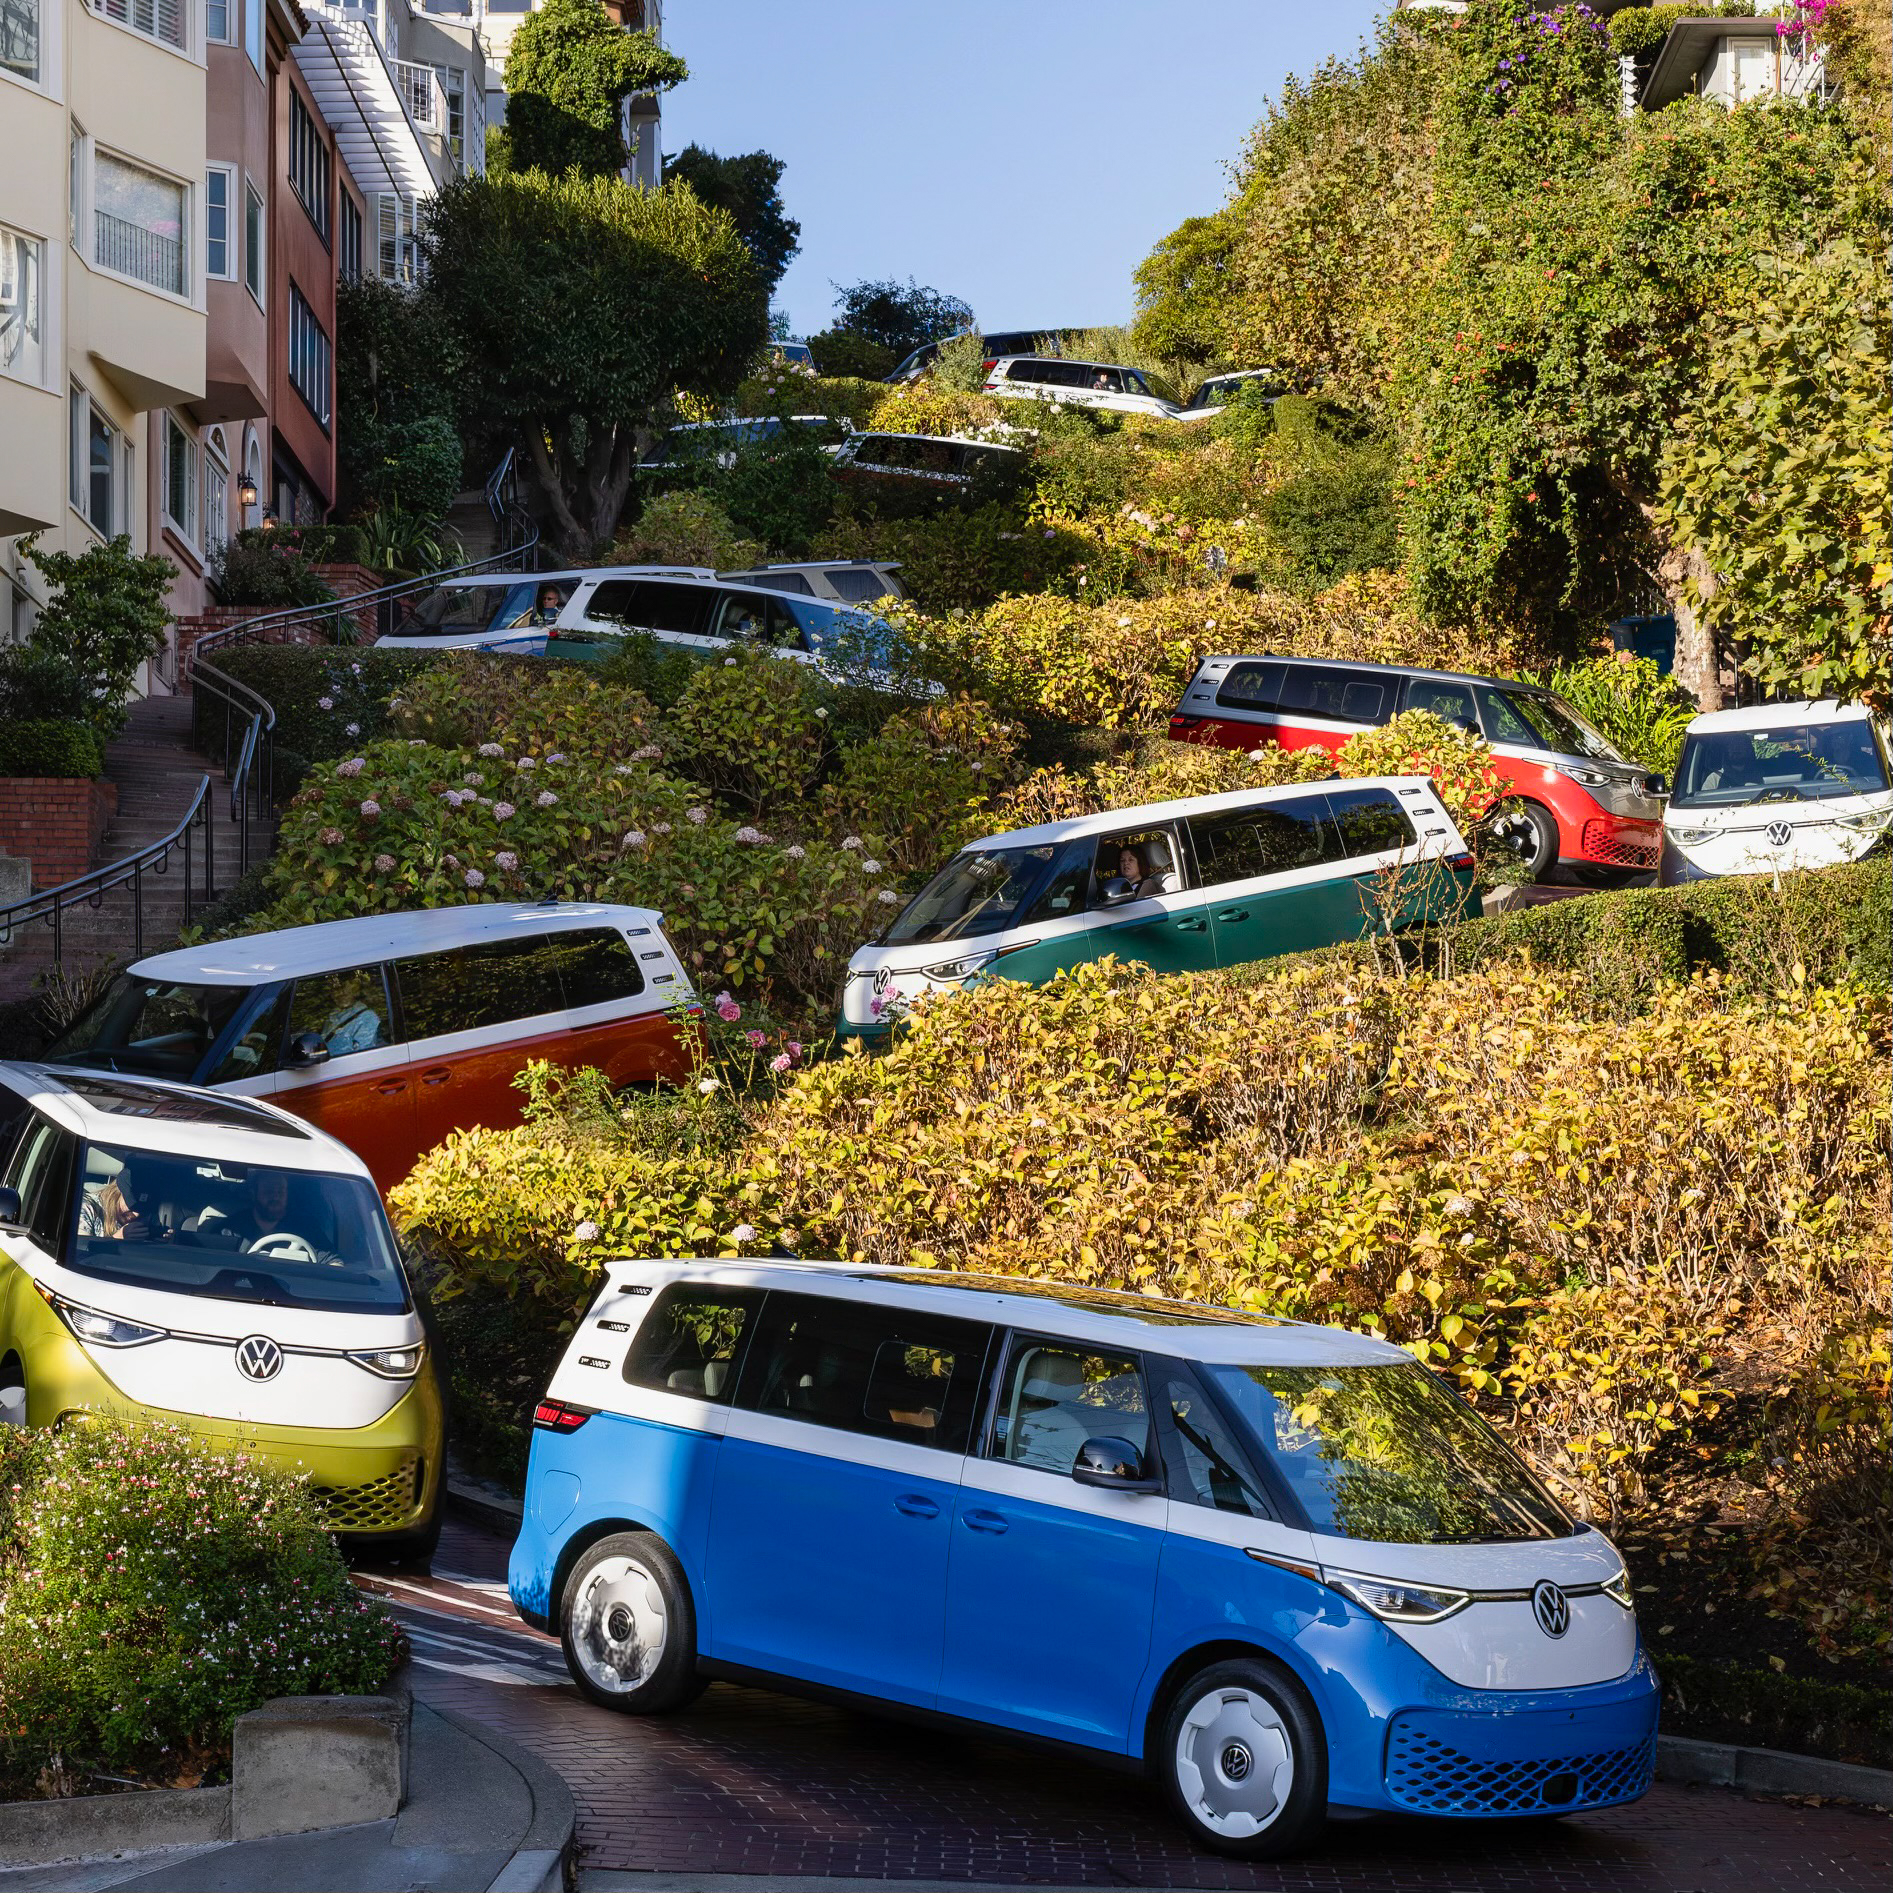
[1157,1659,1327,1859]
[0,1357,23,1428]
[559,1531,702,1713]
[1481,799,1560,882]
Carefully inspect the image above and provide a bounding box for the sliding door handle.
[1214,908,1250,922]
[1174,917,1208,934]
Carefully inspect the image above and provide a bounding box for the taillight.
[533,1399,594,1432]
[980,360,996,377]
[1169,714,1203,734]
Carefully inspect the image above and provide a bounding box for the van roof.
[1197,652,1544,696]
[0,1064,375,1178]
[600,1258,1408,1368]
[122,901,668,987]
[1684,698,1870,735]
[430,566,716,588]
[959,775,1432,853]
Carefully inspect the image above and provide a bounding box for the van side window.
[711,591,803,649]
[288,966,393,1058]
[1277,665,1395,727]
[615,581,713,638]
[1326,788,1417,858]
[1404,679,1479,732]
[990,1340,1150,1478]
[550,929,646,1011]
[1190,797,1333,888]
[8,1119,77,1254]
[1215,661,1289,713]
[0,1082,29,1177]
[623,1284,763,1403]
[395,937,566,1042]
[825,568,891,603]
[737,1292,991,1454]
[1156,1371,1274,1520]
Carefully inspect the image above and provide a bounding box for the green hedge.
[203,645,445,765]
[1659,1653,1893,1768]
[0,718,105,779]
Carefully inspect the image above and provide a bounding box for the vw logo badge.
[1765,821,1793,849]
[1532,1579,1571,1639]
[235,1335,284,1382]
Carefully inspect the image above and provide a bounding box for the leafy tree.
[421,171,767,559]
[335,276,465,522]
[664,146,799,289]
[1257,398,1399,592]
[827,278,974,361]
[499,0,688,180]
[1656,243,1891,710]
[802,329,896,380]
[0,536,174,737]
[1130,211,1240,367]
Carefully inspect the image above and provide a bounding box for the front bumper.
[1571,813,1661,870]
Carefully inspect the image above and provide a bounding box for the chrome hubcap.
[1175,1687,1293,1838]
[570,1556,667,1694]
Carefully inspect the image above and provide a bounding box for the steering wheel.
[246,1231,317,1265]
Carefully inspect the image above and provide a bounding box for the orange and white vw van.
[40,904,699,1192]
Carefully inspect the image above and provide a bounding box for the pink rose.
[746,1030,767,1050]
[770,1052,792,1074]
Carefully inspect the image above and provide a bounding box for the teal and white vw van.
[840,778,1474,1037]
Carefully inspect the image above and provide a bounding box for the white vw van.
[1657,700,1892,884]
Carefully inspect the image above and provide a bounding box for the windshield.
[1204,1362,1571,1543]
[44,978,252,1080]
[393,582,537,637]
[67,1142,410,1314]
[1143,371,1183,407]
[1671,720,1889,809]
[1189,379,1236,409]
[1476,686,1622,762]
[883,844,1057,946]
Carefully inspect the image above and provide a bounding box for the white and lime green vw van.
[840,777,1474,1037]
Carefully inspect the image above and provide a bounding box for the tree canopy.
[421,171,767,558]
[827,279,974,360]
[663,146,799,289]
[498,0,688,179]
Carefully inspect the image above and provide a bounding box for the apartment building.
[0,0,210,654]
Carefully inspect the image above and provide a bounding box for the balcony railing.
[393,58,445,131]
[92,0,185,50]
[95,209,184,296]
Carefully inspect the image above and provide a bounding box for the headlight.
[1557,764,1614,789]
[1322,1567,1472,1624]
[1602,1566,1636,1610]
[924,952,996,982]
[1836,809,1890,832]
[1668,826,1717,847]
[347,1345,425,1380]
[56,1298,168,1349]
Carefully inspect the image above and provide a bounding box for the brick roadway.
[398,1520,1890,1892]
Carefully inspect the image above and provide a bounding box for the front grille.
[1582,820,1658,868]
[312,1457,423,1532]
[1385,1720,1655,1816]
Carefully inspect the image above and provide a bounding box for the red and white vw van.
[1169,656,1667,882]
[39,905,698,1192]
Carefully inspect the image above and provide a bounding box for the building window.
[69,387,119,537]
[90,0,186,54]
[287,283,331,429]
[68,126,84,247]
[434,63,466,170]
[338,190,363,281]
[375,192,416,284]
[244,0,259,74]
[1,0,40,85]
[206,0,226,38]
[243,176,264,307]
[162,412,198,544]
[203,428,229,560]
[288,89,331,243]
[94,151,187,298]
[205,164,234,279]
[0,227,43,386]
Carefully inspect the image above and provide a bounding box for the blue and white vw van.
[511,1262,1657,1859]
[839,778,1474,1038]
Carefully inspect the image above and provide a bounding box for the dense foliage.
[824,278,975,361]
[665,146,800,289]
[0,718,105,779]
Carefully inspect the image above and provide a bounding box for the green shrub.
[204,646,443,762]
[349,413,464,524]
[0,719,104,779]
[1533,652,1697,777]
[1657,1653,1891,1768]
[663,647,829,815]
[595,629,713,709]
[1610,0,1754,59]
[210,536,336,609]
[716,424,841,557]
[613,489,763,570]
[805,328,897,380]
[814,504,1082,612]
[239,523,369,568]
[0,1420,402,1791]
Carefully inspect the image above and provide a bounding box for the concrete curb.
[1657,1733,1893,1805]
[0,1786,230,1868]
[446,1468,524,1539]
[425,1702,575,1893]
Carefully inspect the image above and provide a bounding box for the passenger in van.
[80,1160,151,1240]
[1103,844,1150,901]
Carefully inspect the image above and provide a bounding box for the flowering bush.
[0,1421,403,1792]
[662,648,830,815]
[385,652,658,761]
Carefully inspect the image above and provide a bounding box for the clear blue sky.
[661,0,1387,340]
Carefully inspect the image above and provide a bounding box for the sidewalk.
[0,1701,571,1893]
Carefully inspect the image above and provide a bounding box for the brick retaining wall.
[0,778,118,892]
[173,564,387,692]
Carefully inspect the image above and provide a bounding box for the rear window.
[824,568,894,603]
[1216,661,1395,728]
[623,1284,763,1403]
[1327,787,1418,856]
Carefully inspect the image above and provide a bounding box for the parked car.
[38,905,697,1194]
[511,1258,1654,1858]
[0,1065,445,1560]
[719,559,907,604]
[376,570,710,656]
[982,355,1186,420]
[769,341,818,373]
[886,329,1071,384]
[831,431,1029,505]
[1177,370,1284,421]
[640,415,851,474]
[838,778,1473,1039]
[1657,699,1893,885]
[1169,655,1667,883]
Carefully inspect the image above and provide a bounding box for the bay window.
[0,0,39,85]
[94,150,188,298]
[0,226,44,386]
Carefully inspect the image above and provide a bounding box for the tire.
[1157,1658,1327,1860]
[559,1531,702,1713]
[0,1357,24,1428]
[1481,799,1560,883]
[352,1504,443,1572]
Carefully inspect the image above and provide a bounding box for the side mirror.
[0,1186,22,1231]
[1644,774,1670,798]
[286,1031,331,1069]
[1099,876,1138,905]
[1072,1436,1162,1495]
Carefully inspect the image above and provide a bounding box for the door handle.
[963,1508,1009,1535]
[1214,908,1250,922]
[419,1066,452,1087]
[893,1494,940,1519]
[1174,917,1207,933]
[374,1079,407,1095]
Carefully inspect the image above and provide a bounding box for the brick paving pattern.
[403,1522,1890,1892]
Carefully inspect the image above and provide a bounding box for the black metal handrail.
[0,774,214,970]
[190,450,539,879]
